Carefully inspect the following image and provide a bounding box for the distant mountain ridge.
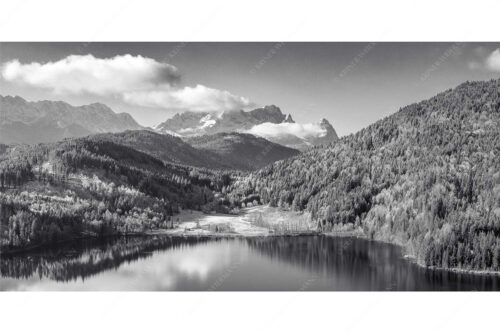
[0,95,142,144]
[89,130,299,171]
[90,130,227,169]
[155,105,288,136]
[0,95,339,150]
[155,105,339,150]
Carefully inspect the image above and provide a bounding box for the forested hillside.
[0,136,233,251]
[91,130,233,170]
[186,132,300,170]
[91,130,298,171]
[228,80,500,271]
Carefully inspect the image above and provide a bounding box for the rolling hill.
[88,130,299,171]
[185,132,300,170]
[90,130,230,170]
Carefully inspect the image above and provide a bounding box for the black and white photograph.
[1,0,499,332]
[2,41,500,292]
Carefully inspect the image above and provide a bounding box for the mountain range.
[0,95,143,144]
[1,95,338,153]
[155,105,339,150]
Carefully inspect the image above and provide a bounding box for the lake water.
[1,235,500,291]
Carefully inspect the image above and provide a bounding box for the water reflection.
[246,236,500,291]
[1,235,500,291]
[1,236,212,282]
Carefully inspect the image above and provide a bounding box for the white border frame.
[1,1,499,332]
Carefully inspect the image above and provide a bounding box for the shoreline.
[413,259,500,276]
[324,229,500,276]
[0,229,319,256]
[0,205,317,255]
[3,205,500,277]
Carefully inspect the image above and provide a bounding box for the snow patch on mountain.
[199,114,217,129]
[154,105,339,150]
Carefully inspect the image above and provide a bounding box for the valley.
[1,79,500,275]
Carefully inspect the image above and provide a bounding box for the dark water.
[1,235,500,291]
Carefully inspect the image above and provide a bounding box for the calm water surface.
[1,235,500,291]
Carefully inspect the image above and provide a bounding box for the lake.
[1,235,500,291]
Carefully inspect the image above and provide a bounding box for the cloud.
[485,49,500,72]
[123,84,252,112]
[468,48,500,73]
[247,122,327,139]
[1,54,252,112]
[1,54,180,95]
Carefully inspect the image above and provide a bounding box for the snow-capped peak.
[199,114,217,129]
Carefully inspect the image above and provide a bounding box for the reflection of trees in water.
[246,236,397,277]
[0,235,211,282]
[3,235,500,290]
[246,236,500,291]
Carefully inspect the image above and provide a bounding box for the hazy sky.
[1,42,500,136]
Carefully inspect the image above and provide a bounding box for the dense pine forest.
[228,79,500,271]
[0,136,234,250]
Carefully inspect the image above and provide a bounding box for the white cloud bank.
[1,54,251,112]
[485,49,500,72]
[123,84,251,112]
[1,54,180,95]
[246,122,327,139]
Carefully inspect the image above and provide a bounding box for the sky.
[1,42,500,137]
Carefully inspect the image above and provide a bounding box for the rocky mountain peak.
[154,105,339,150]
[284,114,295,123]
[320,118,330,125]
